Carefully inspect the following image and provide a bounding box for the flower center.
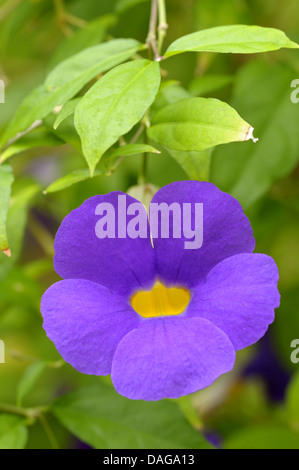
[131,282,191,318]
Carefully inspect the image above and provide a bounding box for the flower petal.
[150,181,255,288]
[54,192,155,296]
[111,317,235,400]
[41,279,141,375]
[188,253,280,350]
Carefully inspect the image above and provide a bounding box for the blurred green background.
[1,0,299,449]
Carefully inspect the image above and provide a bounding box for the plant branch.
[157,0,168,54]
[146,0,163,61]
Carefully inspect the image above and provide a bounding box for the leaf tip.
[246,126,259,143]
[2,247,11,257]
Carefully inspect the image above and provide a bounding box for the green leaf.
[0,415,28,449]
[189,74,233,96]
[211,61,299,208]
[49,15,117,69]
[0,165,14,256]
[165,25,299,57]
[51,384,212,449]
[286,370,299,425]
[0,182,40,280]
[16,360,47,407]
[44,169,104,194]
[75,59,161,174]
[1,39,142,147]
[224,425,299,449]
[115,0,149,13]
[0,128,64,162]
[53,99,81,130]
[152,84,191,113]
[148,97,256,153]
[103,143,160,170]
[166,148,212,181]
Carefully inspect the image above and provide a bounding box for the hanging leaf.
[75,59,161,174]
[43,169,104,194]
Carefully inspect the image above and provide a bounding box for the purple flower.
[41,181,280,401]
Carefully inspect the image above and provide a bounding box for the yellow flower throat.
[131,282,191,319]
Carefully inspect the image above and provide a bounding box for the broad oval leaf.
[0,165,14,256]
[0,415,28,450]
[75,59,161,174]
[51,384,212,449]
[1,39,141,148]
[147,97,257,152]
[165,25,299,57]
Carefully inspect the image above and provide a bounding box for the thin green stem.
[138,154,148,185]
[0,402,48,421]
[157,0,168,54]
[39,414,60,449]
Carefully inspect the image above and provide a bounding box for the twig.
[157,0,168,54]
[146,0,163,61]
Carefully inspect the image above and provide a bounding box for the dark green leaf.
[52,384,212,449]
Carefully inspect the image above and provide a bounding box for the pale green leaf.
[166,25,299,57]
[52,384,212,449]
[16,361,47,407]
[0,128,64,162]
[103,143,160,170]
[54,99,81,130]
[1,39,141,147]
[0,165,14,255]
[152,84,191,113]
[0,415,28,449]
[44,169,104,194]
[75,59,161,174]
[148,97,256,152]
